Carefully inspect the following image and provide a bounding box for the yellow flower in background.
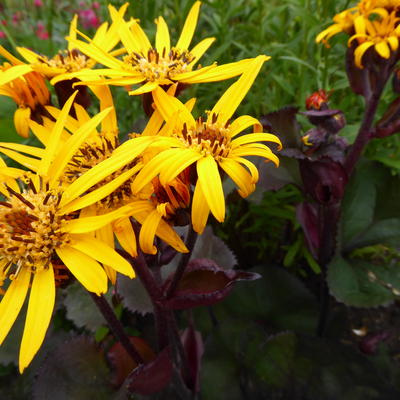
[0,95,139,373]
[51,1,258,95]
[349,10,400,67]
[0,46,50,138]
[15,4,128,79]
[125,56,281,233]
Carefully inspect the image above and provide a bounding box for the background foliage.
[1,0,400,399]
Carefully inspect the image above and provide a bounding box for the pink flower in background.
[34,0,43,7]
[92,2,100,9]
[78,8,100,29]
[0,31,5,39]
[36,22,49,39]
[12,12,22,26]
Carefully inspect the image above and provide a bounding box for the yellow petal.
[231,146,280,166]
[0,64,32,85]
[38,91,78,177]
[176,1,201,50]
[62,205,133,234]
[59,163,142,214]
[375,41,390,59]
[14,107,31,138]
[219,158,255,197]
[0,147,40,171]
[387,36,398,51]
[95,223,117,284]
[354,41,374,68]
[229,115,263,137]
[49,107,112,186]
[231,132,282,150]
[113,217,137,257]
[56,246,108,295]
[19,266,55,373]
[0,141,44,158]
[68,14,78,48]
[155,16,171,55]
[70,234,135,278]
[211,55,269,125]
[139,207,165,254]
[188,37,216,65]
[191,182,210,234]
[196,155,225,222]
[0,268,31,346]
[128,81,159,96]
[159,148,202,185]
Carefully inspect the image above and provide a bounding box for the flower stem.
[166,225,198,298]
[90,293,144,365]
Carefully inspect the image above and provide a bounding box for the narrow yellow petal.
[235,157,259,183]
[70,234,135,278]
[56,246,108,295]
[191,182,210,234]
[0,147,40,171]
[0,64,32,85]
[59,137,154,207]
[19,266,55,373]
[113,217,137,257]
[231,132,282,150]
[387,36,398,51]
[154,219,188,253]
[159,149,202,185]
[212,55,269,125]
[59,164,142,214]
[152,86,196,127]
[0,142,44,158]
[127,20,152,53]
[219,158,255,197]
[196,156,225,222]
[179,58,257,84]
[176,1,201,50]
[231,146,280,166]
[14,107,31,138]
[155,16,171,55]
[139,208,165,254]
[38,91,78,177]
[188,37,215,65]
[375,41,390,59]
[354,41,374,68]
[95,224,116,284]
[128,81,159,96]
[68,14,78,47]
[0,268,31,346]
[49,107,112,186]
[229,115,263,137]
[62,205,133,234]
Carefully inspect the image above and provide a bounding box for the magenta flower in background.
[78,8,100,29]
[0,31,5,39]
[36,22,49,39]
[34,0,43,7]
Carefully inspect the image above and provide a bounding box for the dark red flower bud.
[305,89,329,110]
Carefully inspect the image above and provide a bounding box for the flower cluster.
[317,0,400,68]
[0,2,281,372]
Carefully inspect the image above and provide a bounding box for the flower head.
[125,56,281,233]
[51,2,260,95]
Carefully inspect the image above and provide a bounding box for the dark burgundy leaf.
[299,157,348,204]
[164,259,261,310]
[359,331,391,355]
[127,347,173,395]
[181,326,204,392]
[260,106,301,148]
[108,337,156,387]
[296,202,319,258]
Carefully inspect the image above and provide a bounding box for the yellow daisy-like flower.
[123,56,281,233]
[1,86,187,265]
[0,94,138,373]
[15,4,128,79]
[51,1,260,95]
[0,46,50,138]
[349,10,400,67]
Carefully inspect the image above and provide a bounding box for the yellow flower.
[123,56,281,233]
[0,46,50,138]
[51,1,259,95]
[15,5,128,79]
[0,94,138,373]
[349,10,400,67]
[1,87,187,265]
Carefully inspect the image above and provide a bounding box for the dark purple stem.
[90,293,144,365]
[345,65,391,176]
[166,225,198,298]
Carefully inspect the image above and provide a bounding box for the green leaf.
[327,256,400,307]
